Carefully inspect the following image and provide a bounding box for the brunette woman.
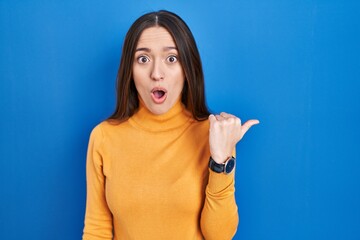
[83,10,259,240]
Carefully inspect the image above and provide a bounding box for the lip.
[151,87,167,104]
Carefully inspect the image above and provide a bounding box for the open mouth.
[153,90,165,99]
[151,88,167,104]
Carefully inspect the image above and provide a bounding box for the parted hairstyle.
[108,10,210,122]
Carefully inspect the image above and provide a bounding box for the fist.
[209,112,259,164]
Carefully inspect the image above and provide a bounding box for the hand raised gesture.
[209,112,259,164]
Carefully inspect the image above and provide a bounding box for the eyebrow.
[135,46,178,52]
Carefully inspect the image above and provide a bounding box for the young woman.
[83,10,259,240]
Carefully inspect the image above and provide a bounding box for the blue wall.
[1,1,359,239]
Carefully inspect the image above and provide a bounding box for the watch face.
[225,158,235,174]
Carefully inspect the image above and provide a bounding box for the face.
[132,27,185,115]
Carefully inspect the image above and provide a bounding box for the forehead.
[136,27,176,48]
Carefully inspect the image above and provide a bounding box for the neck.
[129,99,193,132]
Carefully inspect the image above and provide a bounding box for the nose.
[150,59,164,81]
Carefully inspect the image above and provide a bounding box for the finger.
[220,112,241,125]
[214,114,226,121]
[208,114,216,126]
[241,119,260,136]
[220,112,236,119]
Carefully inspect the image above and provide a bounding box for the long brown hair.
[108,10,210,122]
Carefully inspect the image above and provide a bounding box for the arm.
[200,112,259,239]
[83,125,113,240]
[200,169,239,239]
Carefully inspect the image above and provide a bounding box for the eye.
[167,55,178,63]
[137,56,150,64]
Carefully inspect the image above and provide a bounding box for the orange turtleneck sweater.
[82,100,238,240]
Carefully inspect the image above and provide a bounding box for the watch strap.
[208,157,225,173]
[209,156,236,174]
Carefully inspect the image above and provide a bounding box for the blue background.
[1,1,359,239]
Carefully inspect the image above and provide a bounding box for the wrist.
[208,156,236,174]
[210,155,231,164]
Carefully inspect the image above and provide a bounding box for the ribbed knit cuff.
[207,169,235,194]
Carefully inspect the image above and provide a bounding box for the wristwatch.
[208,156,236,174]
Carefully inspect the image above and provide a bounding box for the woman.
[83,10,259,240]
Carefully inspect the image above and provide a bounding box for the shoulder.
[189,118,210,138]
[193,117,210,128]
[89,120,117,140]
[88,120,121,150]
[92,119,127,133]
[90,119,132,144]
[88,122,106,148]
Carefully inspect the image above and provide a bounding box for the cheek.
[176,71,186,92]
[177,79,185,92]
[133,80,146,96]
[132,67,147,92]
[169,66,185,86]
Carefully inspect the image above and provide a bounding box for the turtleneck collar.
[129,98,193,132]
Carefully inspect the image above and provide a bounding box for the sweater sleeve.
[83,125,113,240]
[200,170,239,240]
